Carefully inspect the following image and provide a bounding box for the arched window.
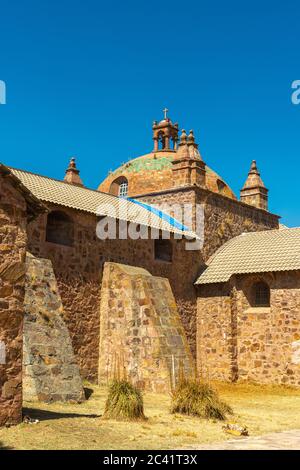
[46,211,74,247]
[158,132,165,150]
[252,281,270,307]
[154,238,173,262]
[217,179,227,194]
[109,176,128,198]
[119,180,128,198]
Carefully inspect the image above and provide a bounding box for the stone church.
[1,111,300,426]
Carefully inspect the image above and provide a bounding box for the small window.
[110,176,128,197]
[118,181,128,198]
[252,281,270,307]
[154,239,173,262]
[46,211,74,247]
[217,179,226,194]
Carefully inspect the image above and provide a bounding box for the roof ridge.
[238,227,300,236]
[9,165,124,200]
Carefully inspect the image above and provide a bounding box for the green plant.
[171,378,233,421]
[103,379,146,421]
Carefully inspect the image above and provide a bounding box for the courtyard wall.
[197,271,300,386]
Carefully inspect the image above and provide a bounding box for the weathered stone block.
[99,263,194,392]
[23,254,85,403]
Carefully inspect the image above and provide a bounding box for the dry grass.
[0,381,300,450]
[171,379,232,420]
[103,379,146,421]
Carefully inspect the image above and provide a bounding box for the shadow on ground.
[84,387,94,400]
[0,441,14,450]
[23,408,101,422]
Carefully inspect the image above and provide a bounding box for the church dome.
[99,110,236,200]
[98,150,237,200]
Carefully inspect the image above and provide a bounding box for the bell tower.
[152,108,179,152]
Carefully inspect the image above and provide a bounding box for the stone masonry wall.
[197,189,279,261]
[197,284,233,382]
[197,271,300,386]
[27,204,201,381]
[139,187,279,368]
[0,176,27,426]
[233,272,300,386]
[23,254,85,402]
[27,183,279,384]
[99,263,194,392]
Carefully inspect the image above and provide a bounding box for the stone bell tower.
[152,108,179,152]
[240,160,268,210]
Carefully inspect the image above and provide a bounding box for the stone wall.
[197,271,300,386]
[27,204,201,381]
[197,284,233,382]
[138,186,279,260]
[27,182,279,384]
[99,263,194,392]
[197,188,279,261]
[0,176,27,426]
[23,254,85,402]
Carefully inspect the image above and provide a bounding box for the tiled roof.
[9,167,197,238]
[0,163,46,216]
[195,228,300,285]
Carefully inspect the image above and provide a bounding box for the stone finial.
[240,160,268,211]
[187,129,195,144]
[179,129,187,145]
[242,160,266,190]
[187,129,203,161]
[175,129,189,160]
[64,157,84,187]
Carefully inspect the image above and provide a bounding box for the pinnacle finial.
[241,160,266,191]
[187,129,195,144]
[64,156,84,186]
[163,107,168,120]
[240,160,268,210]
[179,129,187,145]
[68,157,77,169]
[249,160,259,173]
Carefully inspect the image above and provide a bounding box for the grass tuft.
[171,378,233,420]
[103,379,146,421]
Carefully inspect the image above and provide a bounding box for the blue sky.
[0,0,299,226]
